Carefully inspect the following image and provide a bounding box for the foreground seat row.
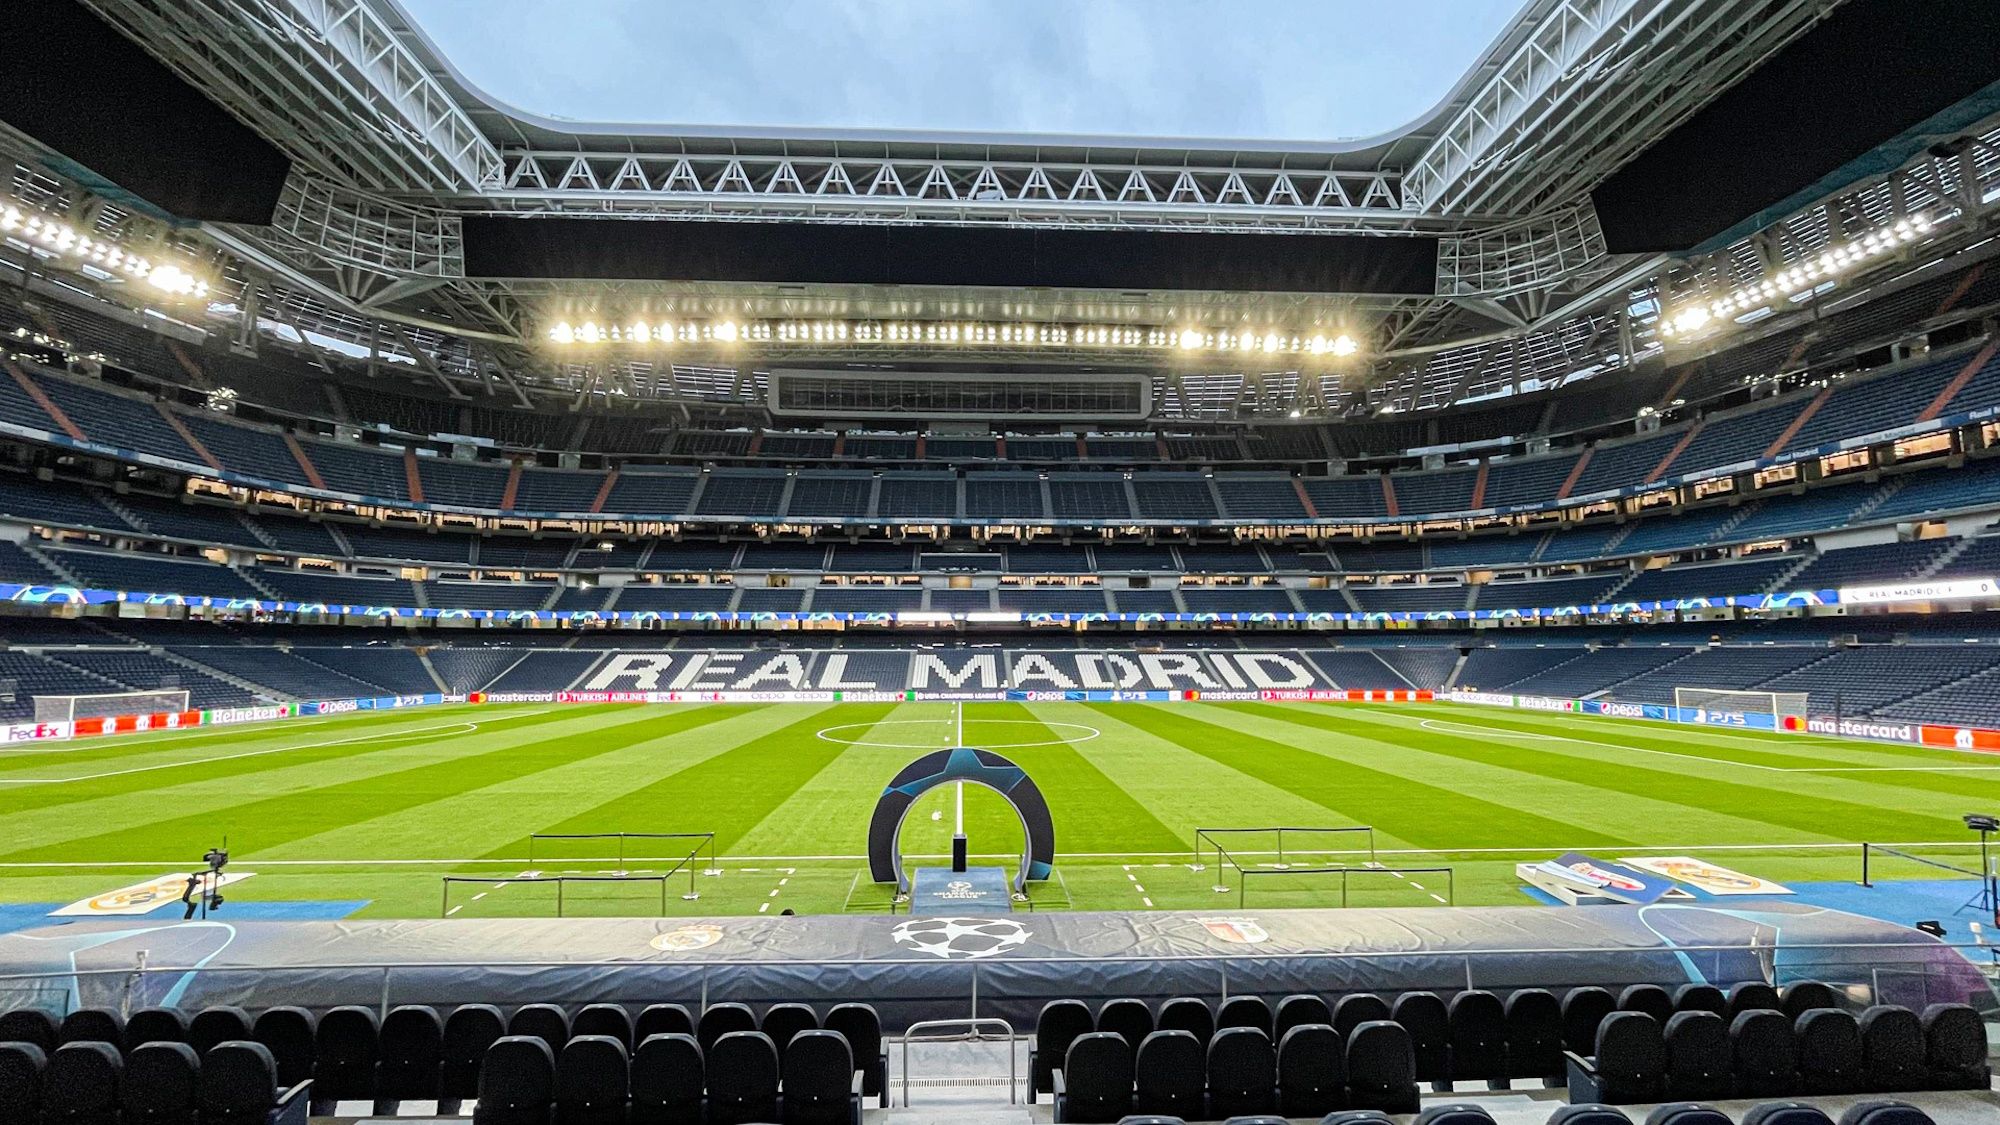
[1108,1097,1943,1125]
[0,1039,309,1125]
[474,1029,859,1125]
[1052,1020,1425,1123]
[0,998,886,1114]
[1032,981,1847,1103]
[1565,1004,1986,1105]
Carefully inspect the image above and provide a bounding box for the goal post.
[1673,687,1808,726]
[33,690,191,724]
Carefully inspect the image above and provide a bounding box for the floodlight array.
[1661,213,1943,339]
[545,317,1360,358]
[0,196,212,299]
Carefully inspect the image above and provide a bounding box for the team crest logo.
[891,916,1031,960]
[1198,917,1269,944]
[649,924,723,952]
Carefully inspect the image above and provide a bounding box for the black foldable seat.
[1156,997,1213,1046]
[188,1008,252,1057]
[1205,1026,1276,1119]
[1919,1002,1987,1089]
[1644,1104,1730,1125]
[510,1004,573,1057]
[0,1041,48,1122]
[1132,1030,1204,1119]
[634,1004,694,1043]
[1548,1106,1634,1125]
[1098,998,1155,1052]
[1729,1009,1799,1099]
[0,1009,59,1053]
[1344,1020,1418,1114]
[1390,991,1449,1089]
[1032,999,1094,1100]
[1779,981,1839,1020]
[1276,1024,1342,1119]
[1560,988,1617,1056]
[124,1008,190,1052]
[1743,1103,1835,1125]
[198,1041,310,1125]
[122,1041,199,1125]
[1794,1008,1863,1094]
[1856,1005,1924,1093]
[572,1005,635,1051]
[1565,1011,1666,1105]
[375,1004,444,1111]
[1415,1104,1497,1125]
[249,1008,315,1091]
[44,1040,122,1125]
[473,1036,556,1125]
[822,1003,885,1105]
[631,1033,703,1125]
[1053,1031,1132,1124]
[1448,989,1509,1088]
[1662,1011,1730,1101]
[311,1005,379,1113]
[697,1004,757,1055]
[1275,994,1330,1040]
[1332,994,1391,1040]
[1321,1112,1397,1125]
[1725,983,1780,1022]
[781,1029,857,1125]
[1672,985,1726,1016]
[554,1034,628,1125]
[760,1002,818,1056]
[1503,989,1563,1084]
[1115,1116,1186,1125]
[58,1009,124,1050]
[1837,1101,1937,1125]
[1618,986,1674,1025]
[439,1004,504,1113]
[1216,996,1272,1038]
[706,1030,779,1125]
[1217,1116,1286,1125]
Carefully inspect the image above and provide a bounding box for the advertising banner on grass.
[52,872,257,916]
[1619,856,1792,896]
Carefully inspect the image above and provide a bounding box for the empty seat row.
[1105,1097,1942,1125]
[0,998,884,1114]
[1033,980,1845,1106]
[1053,1021,1420,1123]
[475,1029,859,1125]
[1565,1003,1985,1105]
[0,1038,309,1125]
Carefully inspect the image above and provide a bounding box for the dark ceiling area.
[461,216,1440,297]
[1592,0,2000,255]
[0,0,291,224]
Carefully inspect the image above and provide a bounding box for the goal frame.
[1673,687,1808,724]
[33,689,191,724]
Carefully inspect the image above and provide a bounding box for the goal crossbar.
[1673,687,1808,720]
[34,689,190,724]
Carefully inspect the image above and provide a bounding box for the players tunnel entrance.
[868,747,1056,894]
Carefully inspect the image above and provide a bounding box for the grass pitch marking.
[0,718,506,786]
[814,717,1101,750]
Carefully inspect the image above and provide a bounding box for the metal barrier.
[1233,863,1456,908]
[899,1017,1016,1107]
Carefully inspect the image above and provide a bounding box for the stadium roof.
[394,0,1526,146]
[0,0,1997,422]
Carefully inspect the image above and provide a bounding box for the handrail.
[899,1017,1016,1108]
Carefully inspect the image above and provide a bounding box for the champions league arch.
[868,748,1055,894]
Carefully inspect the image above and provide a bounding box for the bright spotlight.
[1331,334,1358,357]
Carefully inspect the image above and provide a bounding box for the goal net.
[1674,688,1808,725]
[34,690,191,723]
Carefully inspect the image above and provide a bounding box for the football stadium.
[0,0,1997,1122]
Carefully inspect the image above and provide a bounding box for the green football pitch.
[1,699,1993,920]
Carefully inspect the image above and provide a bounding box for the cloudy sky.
[402,0,1524,142]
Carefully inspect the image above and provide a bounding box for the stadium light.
[1661,212,1944,341]
[545,316,1364,360]
[0,196,212,301]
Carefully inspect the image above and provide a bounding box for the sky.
[400,0,1525,142]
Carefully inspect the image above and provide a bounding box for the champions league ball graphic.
[890,916,1031,960]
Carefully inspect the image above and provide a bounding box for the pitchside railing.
[1192,826,1378,873]
[440,873,678,918]
[1232,863,1456,909]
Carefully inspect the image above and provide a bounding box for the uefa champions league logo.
[890,916,1031,960]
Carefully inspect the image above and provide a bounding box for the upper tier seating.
[48,549,262,600]
[508,468,605,513]
[1786,540,1950,590]
[0,472,134,532]
[33,375,198,463]
[182,415,306,484]
[1132,476,1219,520]
[416,457,508,509]
[696,471,788,517]
[1303,476,1388,519]
[1049,477,1133,520]
[966,474,1046,519]
[877,475,958,519]
[301,441,411,502]
[1215,476,1308,519]
[1482,454,1579,509]
[786,474,873,519]
[1392,468,1478,516]
[1616,556,1797,602]
[601,469,698,516]
[341,525,471,565]
[1782,353,1968,454]
[1348,584,1467,613]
